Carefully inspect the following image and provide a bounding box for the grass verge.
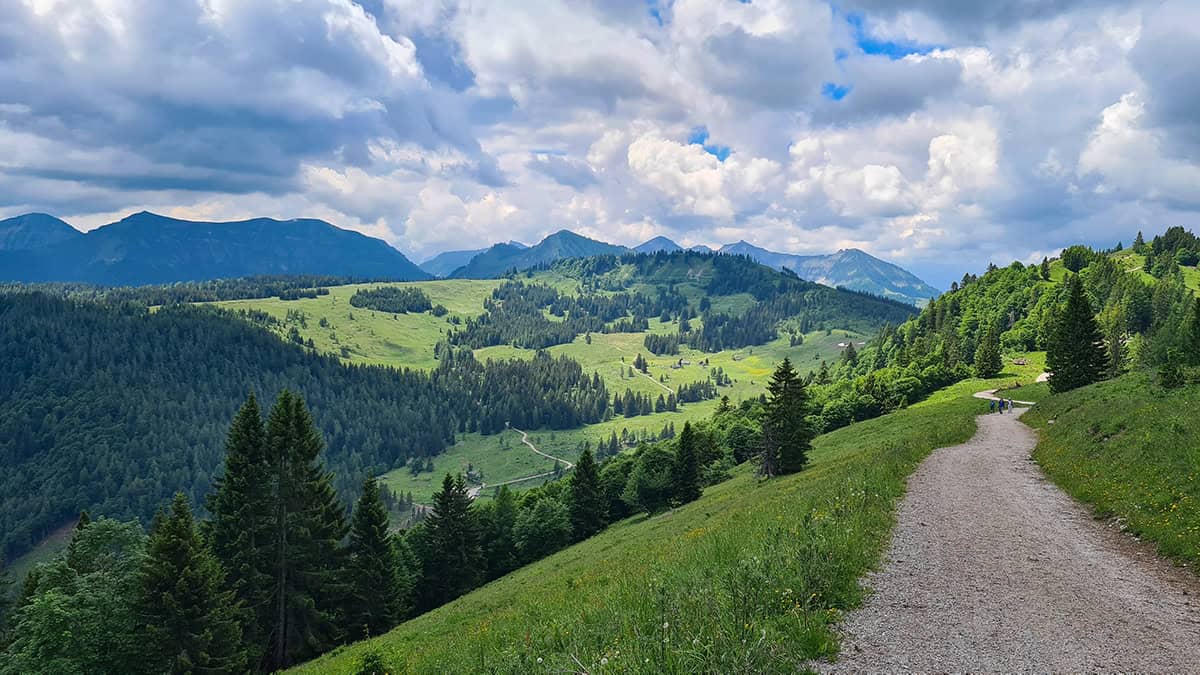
[1024,372,1200,569]
[290,370,1035,674]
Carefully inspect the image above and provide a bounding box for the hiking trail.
[824,397,1200,671]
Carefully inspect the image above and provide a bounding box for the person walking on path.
[990,399,996,413]
[998,399,1006,414]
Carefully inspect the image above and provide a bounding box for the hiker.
[998,398,1005,414]
[989,399,996,413]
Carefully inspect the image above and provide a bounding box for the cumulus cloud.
[1,0,1199,283]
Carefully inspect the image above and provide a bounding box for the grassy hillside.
[216,280,501,369]
[291,363,1043,674]
[217,276,866,502]
[1024,373,1200,568]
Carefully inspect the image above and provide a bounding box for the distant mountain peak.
[635,236,683,254]
[0,212,83,251]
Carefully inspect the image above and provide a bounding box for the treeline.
[2,360,818,671]
[349,286,433,314]
[449,280,690,350]
[806,227,1200,431]
[0,294,607,562]
[0,274,373,305]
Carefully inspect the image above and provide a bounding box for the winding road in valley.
[466,428,574,499]
[824,393,1200,672]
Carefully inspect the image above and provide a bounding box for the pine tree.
[483,486,519,579]
[761,358,814,476]
[135,493,246,674]
[1047,276,1107,393]
[207,393,272,663]
[419,474,481,610]
[64,509,93,569]
[672,422,702,504]
[0,554,12,625]
[569,448,607,541]
[1134,230,1146,253]
[1186,297,1200,366]
[973,323,1002,378]
[346,478,406,639]
[1040,257,1051,281]
[263,390,350,670]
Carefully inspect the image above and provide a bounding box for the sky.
[1,0,1198,289]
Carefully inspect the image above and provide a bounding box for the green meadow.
[214,281,863,502]
[1025,373,1200,569]
[291,363,1044,674]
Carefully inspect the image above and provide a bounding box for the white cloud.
[2,0,1200,286]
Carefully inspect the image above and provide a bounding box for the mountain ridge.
[0,211,431,285]
[0,212,83,251]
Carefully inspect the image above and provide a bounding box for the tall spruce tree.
[672,423,702,504]
[207,393,272,663]
[761,358,814,476]
[482,486,519,580]
[263,390,350,671]
[973,323,1002,378]
[346,477,406,639]
[1047,276,1107,393]
[418,474,481,610]
[569,448,607,541]
[1187,297,1200,365]
[0,554,12,626]
[1041,257,1051,280]
[135,493,246,674]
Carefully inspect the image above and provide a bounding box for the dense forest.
[348,286,433,314]
[0,294,608,562]
[451,252,913,352]
[0,274,371,305]
[0,360,812,672]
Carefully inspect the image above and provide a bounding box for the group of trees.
[0,294,609,563]
[0,275,374,306]
[2,350,824,670]
[1,392,416,671]
[348,286,433,314]
[804,227,1200,429]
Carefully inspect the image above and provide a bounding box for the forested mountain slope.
[449,230,627,278]
[0,293,609,562]
[0,213,81,250]
[0,211,431,285]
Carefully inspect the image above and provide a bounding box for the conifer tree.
[64,509,93,569]
[761,358,814,476]
[263,390,350,670]
[483,486,519,579]
[1040,257,1051,281]
[973,323,1002,378]
[672,422,702,504]
[135,493,246,674]
[1134,230,1146,252]
[1187,297,1200,365]
[569,448,607,541]
[0,554,12,625]
[1047,276,1107,393]
[207,393,272,662]
[346,478,406,639]
[418,474,481,610]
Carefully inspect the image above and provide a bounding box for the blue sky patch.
[845,12,939,60]
[821,82,852,101]
[688,126,731,161]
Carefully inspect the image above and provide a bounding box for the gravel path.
[824,406,1200,672]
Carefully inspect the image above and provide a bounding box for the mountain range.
[446,230,628,279]
[0,210,938,303]
[0,211,431,285]
[436,232,938,305]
